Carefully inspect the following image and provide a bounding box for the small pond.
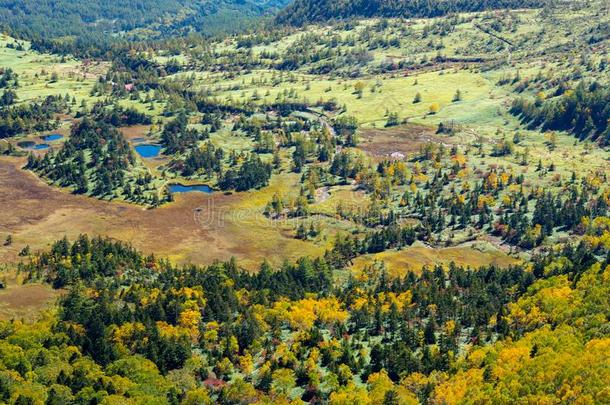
[135,144,161,158]
[19,141,51,150]
[169,184,214,194]
[42,134,63,141]
[17,141,36,149]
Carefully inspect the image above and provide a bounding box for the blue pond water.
[17,141,51,150]
[42,134,63,141]
[17,141,35,149]
[169,184,214,194]
[135,144,161,158]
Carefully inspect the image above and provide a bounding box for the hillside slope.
[276,0,545,25]
[0,0,289,42]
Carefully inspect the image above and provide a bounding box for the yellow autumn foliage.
[431,262,610,403]
[477,194,495,210]
[368,370,418,404]
[156,321,185,340]
[179,309,202,342]
[271,297,349,330]
[111,322,147,355]
[451,154,467,166]
[329,384,370,405]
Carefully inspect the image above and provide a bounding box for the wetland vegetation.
[0,0,608,403]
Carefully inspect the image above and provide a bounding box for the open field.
[0,4,608,274]
[0,266,61,321]
[206,68,500,128]
[0,156,323,270]
[0,37,104,106]
[0,282,60,321]
[358,123,452,158]
[351,240,521,279]
[0,150,530,272]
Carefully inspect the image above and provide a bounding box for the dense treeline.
[161,113,208,155]
[0,67,18,89]
[276,0,544,26]
[0,0,186,37]
[88,102,152,127]
[511,81,610,145]
[0,95,66,138]
[0,0,289,57]
[218,154,272,191]
[1,234,604,403]
[26,118,165,205]
[21,236,334,373]
[159,112,274,191]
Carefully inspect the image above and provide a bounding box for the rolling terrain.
[0,0,608,403]
[0,0,290,51]
[276,0,545,25]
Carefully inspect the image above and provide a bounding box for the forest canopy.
[0,236,607,403]
[0,0,289,51]
[0,1,608,403]
[275,0,545,26]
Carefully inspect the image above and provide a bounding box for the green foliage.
[276,0,544,26]
[0,0,291,55]
[0,95,66,139]
[26,118,160,203]
[511,81,610,145]
[3,235,606,403]
[219,153,272,191]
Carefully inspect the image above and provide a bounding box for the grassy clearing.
[350,240,521,278]
[1,3,608,274]
[0,36,103,106]
[207,68,497,128]
[0,157,324,271]
[0,269,60,321]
